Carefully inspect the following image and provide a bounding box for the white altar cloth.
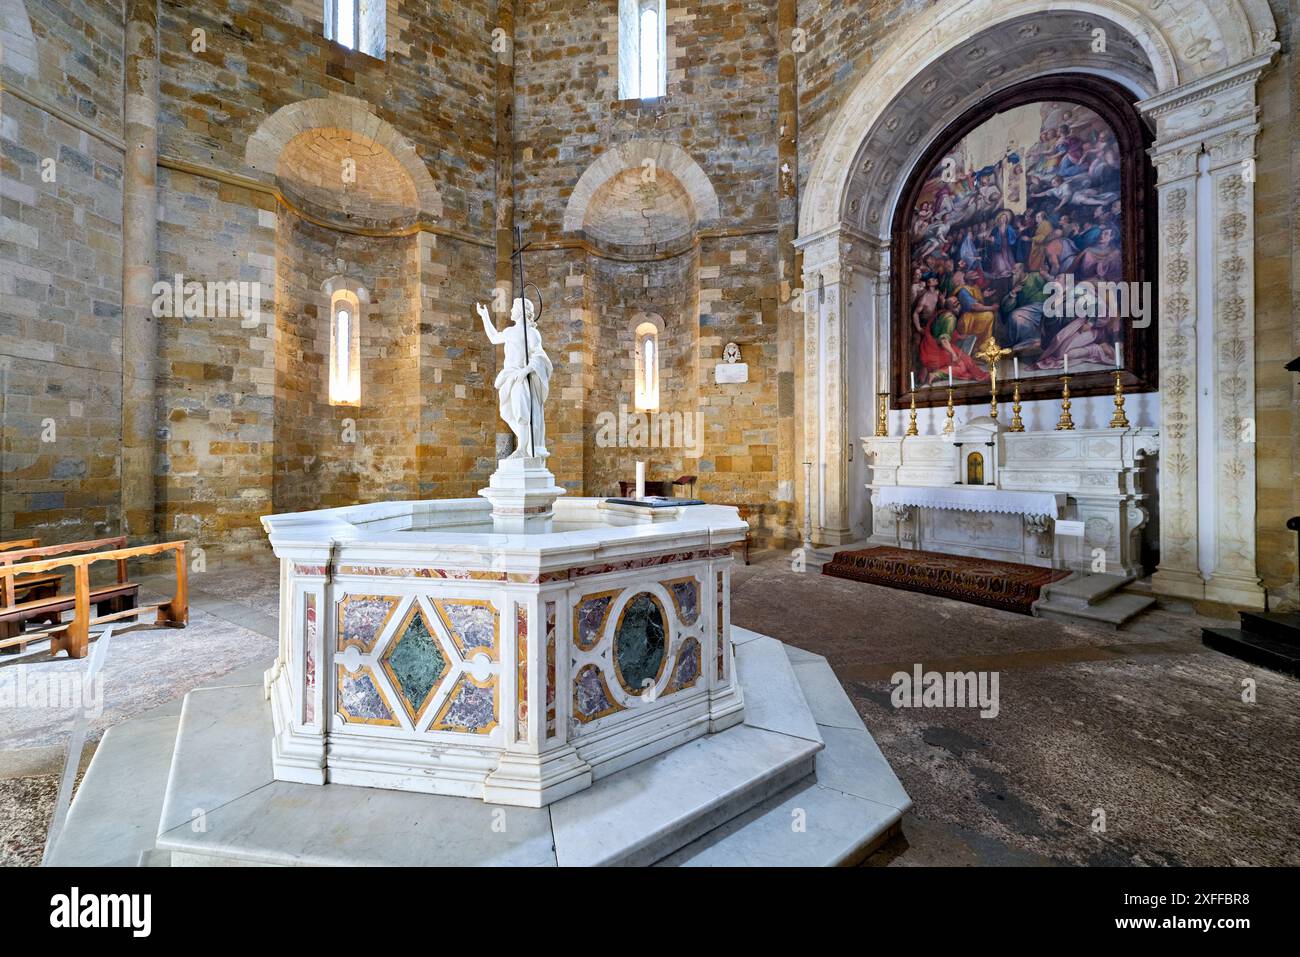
[876,485,1066,518]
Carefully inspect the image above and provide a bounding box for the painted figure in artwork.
[904,99,1126,388]
[477,298,552,458]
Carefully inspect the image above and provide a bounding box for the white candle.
[948,364,953,384]
[1115,342,1123,370]
[1013,356,1019,380]
[1063,353,1069,375]
[635,461,646,499]
[910,371,916,391]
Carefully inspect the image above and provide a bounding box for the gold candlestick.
[943,385,955,434]
[906,389,919,436]
[1109,370,1130,428]
[1055,375,1075,431]
[1008,378,1025,432]
[876,392,890,437]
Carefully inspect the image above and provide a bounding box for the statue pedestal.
[478,456,566,533]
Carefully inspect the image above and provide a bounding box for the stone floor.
[731,552,1300,866]
[3,549,1298,866]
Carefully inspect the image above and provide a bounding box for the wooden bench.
[1,537,134,616]
[0,539,188,659]
[0,538,58,609]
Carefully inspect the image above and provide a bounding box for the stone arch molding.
[244,95,443,221]
[799,0,1279,236]
[563,140,721,235]
[0,0,37,78]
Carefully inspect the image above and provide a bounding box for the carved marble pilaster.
[1138,52,1274,607]
[1204,128,1265,606]
[795,223,875,546]
[1147,146,1203,599]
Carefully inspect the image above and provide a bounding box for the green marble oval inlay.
[614,593,666,694]
[387,610,446,716]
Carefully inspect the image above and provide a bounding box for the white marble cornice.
[1136,50,1274,120]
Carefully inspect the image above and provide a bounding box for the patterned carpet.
[822,546,1071,615]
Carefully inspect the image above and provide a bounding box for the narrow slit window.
[337,0,356,49]
[639,7,659,98]
[329,291,361,405]
[635,320,660,411]
[336,309,351,382]
[619,0,666,100]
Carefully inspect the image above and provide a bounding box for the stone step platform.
[48,632,911,867]
[43,663,270,866]
[1032,572,1155,629]
[1238,611,1300,646]
[44,712,181,867]
[1203,626,1300,678]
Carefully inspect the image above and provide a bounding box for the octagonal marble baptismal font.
[261,493,747,807]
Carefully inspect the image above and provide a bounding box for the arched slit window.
[619,0,666,100]
[634,319,661,411]
[328,287,363,405]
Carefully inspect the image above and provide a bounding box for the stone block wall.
[1252,0,1298,607]
[273,217,420,514]
[146,0,500,553]
[513,0,787,538]
[155,168,276,552]
[583,249,700,497]
[416,231,498,500]
[1,0,124,544]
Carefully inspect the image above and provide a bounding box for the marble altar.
[862,419,1159,577]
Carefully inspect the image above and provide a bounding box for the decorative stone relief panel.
[381,603,452,725]
[302,593,317,726]
[336,664,399,727]
[337,594,401,653]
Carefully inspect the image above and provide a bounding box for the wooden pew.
[0,540,188,659]
[0,539,51,609]
[0,537,131,621]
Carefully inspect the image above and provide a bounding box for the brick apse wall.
[1,0,1297,602]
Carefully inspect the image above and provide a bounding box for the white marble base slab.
[44,713,180,867]
[51,635,912,867]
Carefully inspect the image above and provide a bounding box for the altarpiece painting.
[892,77,1155,407]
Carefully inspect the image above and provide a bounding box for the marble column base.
[477,456,566,533]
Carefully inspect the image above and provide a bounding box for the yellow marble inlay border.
[663,636,702,696]
[572,663,625,723]
[336,594,401,653]
[661,574,701,627]
[429,672,500,735]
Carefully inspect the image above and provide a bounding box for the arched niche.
[793,0,1278,611]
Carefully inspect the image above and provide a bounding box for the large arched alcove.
[252,101,432,512]
[562,141,718,501]
[245,95,443,225]
[794,0,1279,610]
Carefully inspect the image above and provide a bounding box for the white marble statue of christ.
[477,298,552,459]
